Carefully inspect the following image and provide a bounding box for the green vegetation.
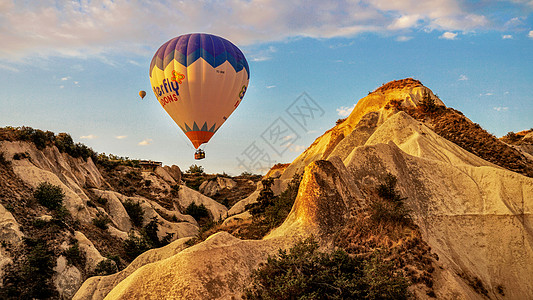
[123,217,173,261]
[92,212,111,230]
[0,152,8,166]
[186,164,204,174]
[93,259,118,276]
[123,199,144,227]
[1,238,58,299]
[245,237,409,300]
[95,196,108,206]
[33,182,65,210]
[184,202,209,220]
[370,173,410,224]
[420,90,437,112]
[12,152,30,160]
[240,174,301,239]
[64,241,84,267]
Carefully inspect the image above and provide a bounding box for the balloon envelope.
[149,33,250,148]
[139,90,146,99]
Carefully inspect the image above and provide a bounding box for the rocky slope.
[0,130,257,299]
[71,79,533,299]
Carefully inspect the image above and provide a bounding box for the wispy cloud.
[529,31,533,38]
[115,135,127,139]
[502,34,513,39]
[80,134,97,139]
[290,144,306,153]
[458,74,468,81]
[138,139,152,146]
[440,32,458,40]
[396,36,413,42]
[480,92,493,96]
[266,85,276,89]
[336,104,356,117]
[493,107,508,111]
[61,76,71,81]
[0,0,509,61]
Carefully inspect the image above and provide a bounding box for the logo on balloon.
[239,85,247,100]
[171,70,186,84]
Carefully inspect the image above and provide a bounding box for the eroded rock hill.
[73,79,533,299]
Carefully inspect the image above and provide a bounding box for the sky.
[0,0,532,175]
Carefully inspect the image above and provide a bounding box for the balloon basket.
[194,149,205,160]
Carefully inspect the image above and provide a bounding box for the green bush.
[92,212,111,230]
[123,232,151,261]
[33,182,65,210]
[245,237,410,300]
[241,174,301,239]
[93,259,118,276]
[95,196,108,206]
[0,152,8,166]
[371,173,410,224]
[123,199,144,227]
[185,202,209,220]
[420,91,437,112]
[141,216,174,248]
[186,164,204,174]
[64,242,84,266]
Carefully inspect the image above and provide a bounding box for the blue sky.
[0,0,532,175]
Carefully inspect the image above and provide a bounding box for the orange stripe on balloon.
[185,131,215,149]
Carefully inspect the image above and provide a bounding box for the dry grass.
[373,78,424,94]
[404,106,533,177]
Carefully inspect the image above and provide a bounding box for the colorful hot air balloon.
[139,90,146,99]
[149,33,250,151]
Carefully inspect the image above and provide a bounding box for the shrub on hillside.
[420,91,437,112]
[0,152,8,166]
[186,164,204,174]
[33,182,65,210]
[185,202,209,220]
[123,232,150,261]
[245,237,410,299]
[92,212,111,230]
[141,216,174,248]
[370,173,410,224]
[93,259,118,276]
[240,173,302,239]
[1,238,58,299]
[123,199,144,227]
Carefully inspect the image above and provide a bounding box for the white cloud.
[485,92,493,96]
[0,63,19,72]
[290,145,307,153]
[529,31,533,38]
[61,76,70,81]
[80,134,97,139]
[388,15,421,30]
[396,36,413,42]
[59,85,64,89]
[502,34,513,39]
[138,139,152,146]
[336,104,356,117]
[115,135,127,139]
[0,0,505,61]
[266,85,276,89]
[493,107,508,111]
[458,74,468,81]
[440,32,458,40]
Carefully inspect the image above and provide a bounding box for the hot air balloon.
[139,90,146,99]
[149,33,250,160]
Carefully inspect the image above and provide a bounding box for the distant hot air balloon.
[149,33,250,159]
[139,90,146,99]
